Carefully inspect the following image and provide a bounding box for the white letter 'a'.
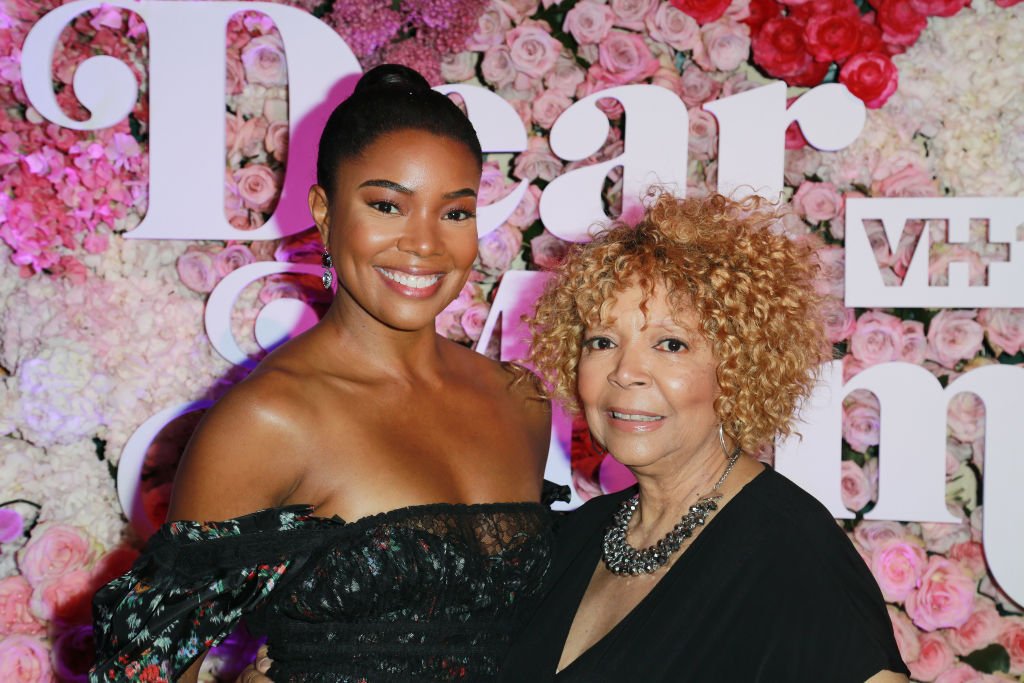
[22,0,362,241]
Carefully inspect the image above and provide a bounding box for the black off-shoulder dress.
[499,468,909,683]
[90,483,568,683]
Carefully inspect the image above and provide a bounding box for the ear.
[308,185,330,248]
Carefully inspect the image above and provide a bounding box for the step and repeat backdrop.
[1,0,1023,680]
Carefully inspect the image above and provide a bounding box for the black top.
[499,468,908,683]
[91,483,569,683]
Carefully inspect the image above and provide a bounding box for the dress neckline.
[553,467,770,677]
[321,498,551,529]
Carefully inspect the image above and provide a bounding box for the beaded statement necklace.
[602,448,742,576]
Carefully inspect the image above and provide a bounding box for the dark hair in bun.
[316,64,483,195]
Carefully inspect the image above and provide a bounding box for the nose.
[397,211,443,257]
[607,344,649,389]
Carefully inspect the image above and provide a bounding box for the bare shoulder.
[167,365,315,523]
[864,672,909,683]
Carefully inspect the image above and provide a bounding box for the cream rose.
[850,310,904,366]
[241,34,288,87]
[506,21,561,78]
[926,310,984,369]
[563,1,615,45]
[16,523,94,587]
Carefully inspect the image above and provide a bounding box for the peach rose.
[17,524,94,587]
[532,89,573,130]
[545,56,587,98]
[872,162,938,198]
[214,244,256,278]
[479,161,512,206]
[906,556,976,631]
[977,308,1024,356]
[235,164,280,213]
[651,65,683,97]
[0,635,54,683]
[226,52,246,95]
[855,520,909,553]
[610,0,655,30]
[467,6,511,51]
[687,108,718,161]
[850,310,904,366]
[926,310,984,369]
[947,392,984,443]
[900,320,927,364]
[530,230,570,270]
[460,301,491,342]
[481,46,517,88]
[889,605,922,663]
[946,597,1001,656]
[921,522,970,555]
[792,181,843,223]
[507,184,542,230]
[997,617,1024,675]
[842,391,880,453]
[506,21,561,78]
[948,541,987,581]
[645,3,700,51]
[928,244,987,287]
[177,247,219,294]
[908,631,955,682]
[265,121,289,163]
[871,538,928,602]
[513,136,563,182]
[699,19,750,72]
[233,116,269,160]
[813,245,845,298]
[478,224,523,274]
[0,577,45,636]
[563,1,615,45]
[822,298,856,343]
[241,34,288,87]
[840,460,873,511]
[29,569,93,625]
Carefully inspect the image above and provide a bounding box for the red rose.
[856,17,886,53]
[788,0,859,22]
[840,51,898,108]
[994,0,1023,6]
[804,14,862,63]
[785,121,808,150]
[909,0,969,16]
[789,56,830,87]
[875,0,927,48]
[752,17,812,79]
[744,0,782,31]
[670,0,731,25]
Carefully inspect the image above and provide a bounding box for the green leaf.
[961,644,1010,674]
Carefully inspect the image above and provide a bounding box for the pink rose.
[226,52,246,95]
[16,524,94,587]
[563,1,615,45]
[29,569,92,625]
[699,19,751,72]
[872,163,939,198]
[855,520,909,553]
[908,631,955,682]
[235,164,279,213]
[843,391,880,453]
[687,108,718,161]
[978,308,1024,356]
[850,310,904,366]
[872,538,928,602]
[532,89,573,130]
[500,0,541,23]
[998,617,1024,675]
[926,310,984,369]
[646,3,701,51]
[177,248,219,294]
[232,116,269,160]
[610,0,656,30]
[934,664,994,683]
[948,541,987,580]
[863,218,895,269]
[467,7,511,51]
[545,56,587,98]
[0,635,53,683]
[265,121,288,163]
[900,320,927,364]
[814,245,845,299]
[478,224,523,275]
[906,556,976,631]
[928,245,986,287]
[596,31,660,85]
[460,301,491,342]
[840,460,873,511]
[513,136,563,182]
[479,161,512,206]
[946,597,1001,655]
[506,21,561,79]
[241,34,288,87]
[214,244,256,278]
[921,522,970,554]
[652,66,684,97]
[889,605,922,663]
[677,65,721,107]
[507,184,542,230]
[821,298,855,344]
[947,392,984,443]
[530,230,570,269]
[0,577,45,636]
[481,46,517,88]
[792,181,842,223]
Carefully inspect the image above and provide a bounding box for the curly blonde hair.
[526,191,829,454]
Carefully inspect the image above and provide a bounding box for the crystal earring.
[321,250,333,290]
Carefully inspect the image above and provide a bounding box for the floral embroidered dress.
[90,485,568,683]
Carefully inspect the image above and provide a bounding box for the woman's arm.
[866,672,909,683]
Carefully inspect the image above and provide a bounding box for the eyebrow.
[357,180,477,201]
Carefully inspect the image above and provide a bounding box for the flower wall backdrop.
[1,0,1024,680]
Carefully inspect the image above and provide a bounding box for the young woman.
[90,65,560,683]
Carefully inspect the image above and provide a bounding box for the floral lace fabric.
[90,484,568,683]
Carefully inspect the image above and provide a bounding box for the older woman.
[499,192,909,682]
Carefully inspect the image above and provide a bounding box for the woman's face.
[577,284,722,473]
[310,129,481,332]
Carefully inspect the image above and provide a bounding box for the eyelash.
[369,200,400,215]
[582,336,614,351]
[368,202,475,222]
[655,338,688,353]
[582,337,688,353]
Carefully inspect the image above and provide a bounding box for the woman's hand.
[235,645,273,683]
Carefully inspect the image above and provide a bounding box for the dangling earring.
[321,250,333,290]
[718,424,729,458]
